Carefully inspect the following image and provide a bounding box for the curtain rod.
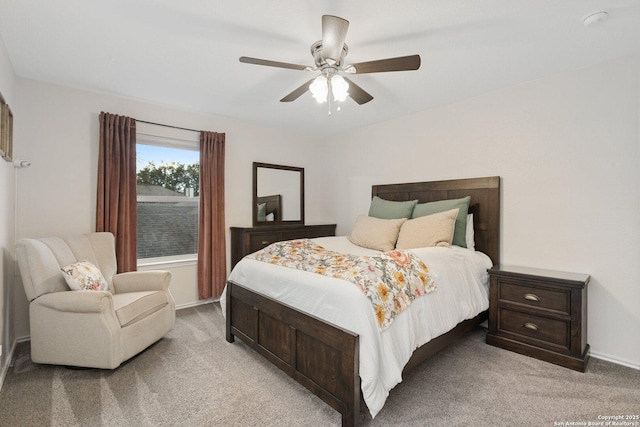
[136,119,200,133]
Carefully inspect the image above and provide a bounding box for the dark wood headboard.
[372,176,500,265]
[257,194,281,221]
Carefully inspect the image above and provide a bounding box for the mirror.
[253,162,305,226]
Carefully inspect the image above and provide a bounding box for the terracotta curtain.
[96,112,138,273]
[198,131,226,299]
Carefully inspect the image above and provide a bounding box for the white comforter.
[220,236,492,418]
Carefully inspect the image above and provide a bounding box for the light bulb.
[331,75,349,102]
[309,76,328,103]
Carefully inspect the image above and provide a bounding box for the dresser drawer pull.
[261,240,271,245]
[523,322,540,331]
[523,293,540,302]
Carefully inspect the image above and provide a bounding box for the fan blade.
[322,15,349,64]
[343,77,373,105]
[280,79,315,102]
[349,54,421,74]
[240,56,309,71]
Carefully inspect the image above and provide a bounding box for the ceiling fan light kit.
[310,70,349,104]
[239,15,421,114]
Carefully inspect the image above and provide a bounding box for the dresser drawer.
[499,281,569,314]
[499,308,569,349]
[249,232,281,252]
[280,230,307,241]
[304,227,336,239]
[231,225,337,269]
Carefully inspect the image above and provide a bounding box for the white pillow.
[396,208,459,249]
[348,215,407,252]
[61,261,109,291]
[466,214,475,251]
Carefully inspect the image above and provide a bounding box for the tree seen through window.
[136,143,199,260]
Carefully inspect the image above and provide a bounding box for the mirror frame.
[253,162,305,226]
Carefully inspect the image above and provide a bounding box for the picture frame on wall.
[1,97,13,162]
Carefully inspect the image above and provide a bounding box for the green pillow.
[412,196,470,248]
[368,196,418,219]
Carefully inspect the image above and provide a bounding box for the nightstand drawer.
[499,281,569,314]
[499,308,569,348]
[249,232,280,251]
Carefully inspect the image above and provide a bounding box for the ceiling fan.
[239,15,421,107]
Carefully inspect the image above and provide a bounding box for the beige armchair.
[16,232,175,369]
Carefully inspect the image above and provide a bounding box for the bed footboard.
[225,280,360,427]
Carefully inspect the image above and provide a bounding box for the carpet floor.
[1,303,638,426]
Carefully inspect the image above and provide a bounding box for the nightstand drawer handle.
[523,293,540,302]
[523,322,539,331]
[261,240,271,245]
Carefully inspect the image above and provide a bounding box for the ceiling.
[1,0,640,137]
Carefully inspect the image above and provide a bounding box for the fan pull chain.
[326,78,343,116]
[328,79,333,116]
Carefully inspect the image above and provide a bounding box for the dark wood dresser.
[230,224,336,269]
[486,265,590,371]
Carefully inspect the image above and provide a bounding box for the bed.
[222,176,500,427]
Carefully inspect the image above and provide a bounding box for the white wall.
[324,53,640,368]
[0,34,16,377]
[12,78,330,335]
[5,49,639,371]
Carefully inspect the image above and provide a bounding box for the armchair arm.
[112,270,171,294]
[35,291,113,314]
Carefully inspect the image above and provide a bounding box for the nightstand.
[486,265,590,371]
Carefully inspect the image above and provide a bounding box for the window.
[136,133,199,262]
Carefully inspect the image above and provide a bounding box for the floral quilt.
[248,239,436,331]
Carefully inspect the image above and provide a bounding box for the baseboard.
[0,335,29,393]
[0,346,11,393]
[175,298,218,310]
[591,351,640,371]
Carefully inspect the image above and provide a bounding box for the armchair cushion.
[61,261,109,291]
[112,291,170,327]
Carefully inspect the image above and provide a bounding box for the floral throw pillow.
[61,261,109,291]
